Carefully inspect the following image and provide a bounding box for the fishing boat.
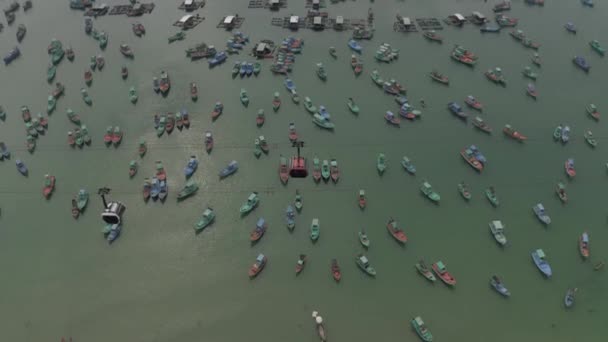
[195,208,215,232]
[16,24,26,42]
[586,104,600,120]
[522,66,538,80]
[496,14,518,27]
[246,63,254,77]
[42,174,56,198]
[310,218,320,241]
[533,203,551,225]
[132,22,145,37]
[384,111,400,126]
[347,98,360,114]
[46,95,57,114]
[284,78,296,92]
[318,159,329,181]
[210,102,223,120]
[485,187,499,207]
[239,89,249,107]
[164,113,175,134]
[400,156,416,175]
[52,82,65,98]
[156,161,167,181]
[129,86,138,103]
[71,199,80,219]
[329,159,340,183]
[573,56,590,72]
[184,156,198,178]
[471,116,492,133]
[279,155,290,184]
[503,124,527,141]
[465,96,483,111]
[67,131,76,147]
[564,288,577,308]
[285,205,296,231]
[331,259,341,282]
[175,112,184,131]
[240,192,259,215]
[312,113,335,130]
[423,30,443,43]
[386,218,407,243]
[421,181,441,203]
[432,261,456,286]
[119,44,134,58]
[429,70,449,85]
[480,24,501,33]
[494,1,511,12]
[15,159,27,176]
[20,106,31,123]
[532,53,541,66]
[80,88,92,105]
[561,125,571,143]
[526,83,538,99]
[522,38,541,50]
[219,160,239,179]
[47,64,56,83]
[415,260,436,282]
[204,131,213,153]
[556,182,568,203]
[582,0,594,7]
[584,130,597,148]
[316,63,327,81]
[250,218,267,242]
[411,316,433,342]
[451,50,476,66]
[370,70,385,86]
[353,60,363,76]
[3,46,20,65]
[95,55,105,70]
[564,158,576,178]
[489,220,507,246]
[231,61,241,77]
[456,182,471,200]
[253,138,262,158]
[292,191,303,213]
[208,51,227,67]
[103,126,113,145]
[579,232,590,258]
[112,126,123,146]
[377,153,387,174]
[159,71,170,94]
[150,177,160,200]
[259,136,269,153]
[272,92,281,112]
[118,65,128,79]
[485,67,506,85]
[73,189,88,212]
[490,275,511,297]
[248,254,267,278]
[26,135,36,153]
[358,228,370,248]
[311,157,322,182]
[288,123,298,142]
[128,160,138,178]
[291,90,300,104]
[329,46,337,58]
[153,77,160,93]
[187,82,198,101]
[531,249,552,277]
[84,69,93,85]
[447,102,468,119]
[66,109,80,125]
[355,254,376,277]
[168,31,186,43]
[253,62,261,76]
[84,16,93,34]
[356,189,367,209]
[589,40,605,56]
[98,31,108,49]
[348,39,362,53]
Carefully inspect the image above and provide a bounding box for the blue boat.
[469,145,487,164]
[564,288,577,308]
[447,102,467,119]
[16,159,28,176]
[184,156,198,178]
[318,105,330,119]
[582,0,594,7]
[286,205,295,231]
[3,46,20,65]
[532,249,552,277]
[150,177,160,199]
[246,62,254,76]
[107,224,122,243]
[240,63,247,77]
[219,160,238,178]
[480,24,501,33]
[208,51,227,67]
[159,180,168,201]
[565,22,577,34]
[348,39,362,53]
[0,142,10,159]
[284,78,296,92]
[573,56,590,72]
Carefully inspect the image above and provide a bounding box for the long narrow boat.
[43,174,56,198]
[279,155,289,184]
[386,218,407,243]
[429,70,449,85]
[579,232,589,259]
[533,203,551,225]
[503,124,527,141]
[295,254,306,275]
[358,229,370,248]
[331,259,341,282]
[490,275,511,297]
[556,182,568,203]
[461,148,483,171]
[432,261,456,286]
[415,260,436,282]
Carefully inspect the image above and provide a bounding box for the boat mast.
[97,187,110,208]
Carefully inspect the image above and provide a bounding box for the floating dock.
[248,0,287,9]
[178,0,205,11]
[416,18,443,30]
[271,14,365,30]
[106,3,155,16]
[216,15,245,29]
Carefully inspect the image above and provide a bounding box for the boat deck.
[248,0,288,9]
[178,0,205,11]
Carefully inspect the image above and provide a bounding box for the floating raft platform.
[173,14,205,29]
[178,0,205,11]
[217,15,245,29]
[107,3,155,16]
[271,15,364,30]
[248,0,287,9]
[305,0,326,8]
[416,18,443,30]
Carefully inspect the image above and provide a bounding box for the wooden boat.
[490,275,511,297]
[208,102,224,121]
[128,160,138,178]
[531,249,552,277]
[564,288,577,308]
[384,111,400,126]
[355,254,376,276]
[589,40,605,56]
[584,130,597,148]
[71,198,80,219]
[582,0,594,7]
[219,160,238,179]
[415,260,436,282]
[240,192,259,214]
[465,96,483,111]
[316,63,327,81]
[480,24,501,33]
[358,229,370,248]
[489,220,507,246]
[561,125,571,143]
[272,92,281,112]
[313,113,334,130]
[285,205,295,231]
[493,0,511,12]
[3,46,20,65]
[573,56,590,73]
[259,136,269,153]
[253,62,261,76]
[533,203,551,225]
[377,153,387,174]
[448,102,468,120]
[401,156,416,174]
[579,232,589,259]
[522,66,538,80]
[67,131,75,147]
[485,67,506,85]
[84,70,93,85]
[112,126,123,146]
[26,135,36,153]
[347,98,360,114]
[532,53,541,66]
[295,254,306,275]
[184,156,199,178]
[429,70,449,85]
[288,122,298,142]
[253,139,262,158]
[240,89,249,107]
[485,187,499,207]
[47,64,56,83]
[331,259,341,282]
[142,178,151,201]
[329,46,337,58]
[119,44,134,58]
[565,158,576,178]
[555,182,567,203]
[279,155,290,184]
[15,159,28,176]
[503,124,527,141]
[526,83,538,99]
[159,71,170,94]
[294,190,303,212]
[175,112,184,131]
[386,218,407,243]
[358,189,367,209]
[432,261,456,286]
[204,131,213,153]
[42,174,56,198]
[586,104,600,120]
[165,113,175,134]
[423,30,443,43]
[52,82,65,98]
[411,316,433,342]
[458,182,472,200]
[291,90,300,104]
[103,126,113,145]
[310,218,320,241]
[313,157,322,182]
[421,181,441,203]
[248,254,267,278]
[329,159,340,183]
[168,31,186,43]
[250,218,267,242]
[66,109,80,125]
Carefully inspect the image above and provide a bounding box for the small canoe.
[71,198,80,219]
[432,261,456,286]
[579,232,589,259]
[295,254,306,275]
[556,182,567,203]
[331,259,341,282]
[358,229,370,248]
[294,190,303,212]
[564,288,577,308]
[415,260,436,282]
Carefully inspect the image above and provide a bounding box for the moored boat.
[184,156,198,178]
[312,113,335,130]
[584,130,597,148]
[531,249,552,277]
[384,111,400,126]
[526,83,538,99]
[522,66,538,80]
[432,261,456,286]
[159,71,170,94]
[347,98,360,114]
[128,160,138,178]
[564,288,577,308]
[348,39,362,53]
[240,192,259,214]
[329,46,337,58]
[490,275,511,297]
[294,190,303,212]
[204,131,213,153]
[376,153,386,174]
[485,67,506,85]
[448,102,467,119]
[310,218,320,241]
[358,189,367,209]
[561,125,571,143]
[194,208,215,232]
[503,124,527,141]
[71,198,80,219]
[355,254,376,277]
[119,44,134,58]
[573,56,590,72]
[42,174,56,198]
[458,182,472,200]
[288,122,298,142]
[589,40,605,56]
[331,259,341,282]
[316,63,327,81]
[248,254,267,278]
[533,203,551,225]
[358,228,370,248]
[295,254,306,274]
[411,316,433,342]
[415,260,436,282]
[423,30,443,43]
[472,116,492,133]
[564,158,576,178]
[386,218,407,243]
[240,89,249,107]
[586,104,600,120]
[429,70,449,85]
[211,102,223,120]
[421,181,441,203]
[285,205,295,231]
[16,159,28,176]
[272,92,281,112]
[489,220,507,246]
[465,95,483,111]
[279,155,289,184]
[579,232,589,259]
[219,160,238,179]
[250,218,267,242]
[401,156,416,174]
[329,159,339,183]
[556,182,567,203]
[112,126,123,146]
[485,187,499,207]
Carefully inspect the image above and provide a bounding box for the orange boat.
[331,259,341,282]
[432,261,456,286]
[295,254,306,275]
[386,218,407,243]
[579,232,589,259]
[503,124,527,141]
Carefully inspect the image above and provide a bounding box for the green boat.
[553,125,562,141]
[99,31,108,49]
[195,208,215,232]
[66,109,80,125]
[310,218,320,241]
[316,63,327,81]
[253,62,261,75]
[411,316,433,342]
[420,181,441,203]
[52,48,65,65]
[89,55,97,70]
[401,156,416,174]
[76,189,89,210]
[240,88,249,107]
[129,86,138,103]
[26,135,36,152]
[377,153,387,174]
[81,125,91,145]
[358,229,370,248]
[294,190,303,212]
[355,254,376,276]
[584,130,597,148]
[347,97,360,114]
[590,40,605,56]
[177,180,199,201]
[522,66,538,80]
[415,260,436,282]
[272,91,281,112]
[321,160,330,181]
[139,137,147,157]
[312,113,335,130]
[253,138,262,158]
[370,70,384,86]
[0,106,6,120]
[47,95,56,113]
[168,31,186,43]
[458,182,472,200]
[291,91,300,104]
[157,115,166,137]
[586,104,600,120]
[81,88,92,105]
[304,97,317,114]
[74,129,84,147]
[486,187,500,207]
[128,160,138,178]
[47,64,56,82]
[240,192,259,214]
[232,62,240,77]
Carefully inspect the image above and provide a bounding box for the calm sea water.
[0,0,607,341]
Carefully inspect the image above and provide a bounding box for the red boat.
[71,199,80,219]
[432,261,456,286]
[460,149,484,172]
[182,112,190,128]
[279,156,290,184]
[465,96,483,111]
[250,219,267,242]
[330,160,340,183]
[256,113,265,127]
[313,161,322,182]
[67,132,76,147]
[143,179,151,201]
[272,97,281,112]
[166,113,175,133]
[84,70,92,85]
[176,115,184,131]
[579,232,589,259]
[248,254,267,278]
[204,131,213,153]
[156,162,167,181]
[103,130,112,144]
[384,111,400,126]
[210,102,223,120]
[503,125,527,141]
[386,218,407,243]
[331,259,341,282]
[112,129,122,145]
[52,82,65,98]
[43,174,56,198]
[565,159,576,178]
[358,190,366,209]
[288,123,298,142]
[295,254,307,275]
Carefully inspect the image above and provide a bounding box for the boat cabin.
[183,0,198,12]
[178,14,194,26]
[128,3,145,17]
[313,16,324,30]
[101,201,126,225]
[490,220,504,232]
[289,15,300,30]
[401,16,412,26]
[471,11,487,24]
[256,218,266,228]
[224,15,236,29]
[334,16,344,30]
[449,13,466,26]
[254,42,273,57]
[269,0,280,10]
[359,255,370,266]
[435,261,447,272]
[312,0,320,10]
[536,249,545,259]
